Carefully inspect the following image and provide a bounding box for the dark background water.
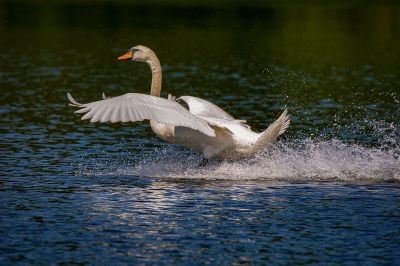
[1,0,400,264]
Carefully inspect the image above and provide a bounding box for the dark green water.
[1,1,400,265]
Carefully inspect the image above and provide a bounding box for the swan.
[67,45,290,165]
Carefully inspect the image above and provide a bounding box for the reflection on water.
[2,178,400,264]
[1,0,400,265]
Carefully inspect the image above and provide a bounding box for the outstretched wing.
[67,93,216,137]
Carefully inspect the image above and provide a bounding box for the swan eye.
[131,48,139,53]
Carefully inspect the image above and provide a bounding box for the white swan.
[68,45,290,164]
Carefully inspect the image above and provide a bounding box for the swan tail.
[251,110,290,152]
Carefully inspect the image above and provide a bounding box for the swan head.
[118,45,157,64]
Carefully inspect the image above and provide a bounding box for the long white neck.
[147,56,162,97]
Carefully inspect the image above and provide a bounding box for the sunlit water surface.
[1,1,400,264]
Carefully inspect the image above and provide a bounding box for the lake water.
[1,1,400,264]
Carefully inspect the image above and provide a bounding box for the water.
[1,0,400,264]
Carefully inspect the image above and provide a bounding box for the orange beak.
[118,50,133,61]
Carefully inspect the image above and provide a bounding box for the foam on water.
[126,141,399,182]
[76,121,400,183]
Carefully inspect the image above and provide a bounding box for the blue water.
[1,178,400,265]
[1,0,400,264]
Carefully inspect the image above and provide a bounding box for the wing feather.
[67,93,216,137]
[82,103,104,120]
[75,107,90,114]
[110,102,121,123]
[91,102,109,122]
[101,103,115,122]
[120,99,130,122]
[127,105,136,121]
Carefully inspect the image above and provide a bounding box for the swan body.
[68,45,290,160]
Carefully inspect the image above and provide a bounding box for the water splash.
[121,139,398,182]
[76,122,400,183]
